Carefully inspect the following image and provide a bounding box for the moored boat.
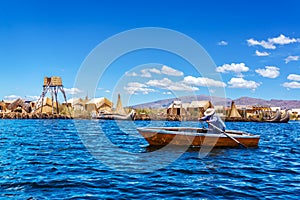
[137,127,260,147]
[263,109,281,123]
[92,109,136,120]
[279,110,290,123]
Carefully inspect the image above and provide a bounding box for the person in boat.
[200,108,226,133]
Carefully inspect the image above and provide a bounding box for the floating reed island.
[0,76,298,121]
[0,96,294,122]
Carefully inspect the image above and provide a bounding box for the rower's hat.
[204,108,215,116]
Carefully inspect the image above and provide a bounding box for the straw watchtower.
[35,76,71,116]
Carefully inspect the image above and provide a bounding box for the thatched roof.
[86,97,113,109]
[168,100,182,109]
[115,94,126,115]
[6,98,31,113]
[228,101,242,118]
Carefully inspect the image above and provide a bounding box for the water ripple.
[0,119,299,199]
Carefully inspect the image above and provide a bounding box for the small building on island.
[167,100,187,121]
[35,97,58,114]
[85,97,113,114]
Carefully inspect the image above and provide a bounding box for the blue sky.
[1,0,300,105]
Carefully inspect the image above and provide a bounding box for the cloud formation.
[247,38,276,49]
[25,95,40,101]
[216,63,249,76]
[3,94,21,100]
[255,50,270,56]
[247,34,300,49]
[124,82,156,94]
[183,76,226,87]
[282,81,300,89]
[140,69,152,77]
[64,87,83,95]
[126,65,183,78]
[125,71,138,77]
[217,41,228,46]
[255,66,280,78]
[285,55,299,64]
[147,78,198,91]
[283,74,300,89]
[161,65,184,76]
[287,74,300,81]
[228,77,260,90]
[269,34,299,45]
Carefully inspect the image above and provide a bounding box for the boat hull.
[137,127,260,147]
[94,114,132,120]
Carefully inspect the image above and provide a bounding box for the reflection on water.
[0,119,299,199]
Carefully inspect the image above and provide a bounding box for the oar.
[207,122,248,148]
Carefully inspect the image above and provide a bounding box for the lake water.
[0,119,299,199]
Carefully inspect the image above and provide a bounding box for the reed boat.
[92,110,136,120]
[279,110,290,123]
[137,127,260,147]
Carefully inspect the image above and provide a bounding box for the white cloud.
[287,74,300,81]
[140,68,163,77]
[255,66,280,78]
[129,65,183,78]
[268,34,298,45]
[125,71,138,77]
[228,77,261,90]
[255,50,270,56]
[148,68,161,74]
[247,34,300,50]
[282,81,300,89]
[161,65,184,76]
[105,90,111,93]
[216,63,249,76]
[247,38,276,49]
[183,76,226,87]
[3,95,40,101]
[140,69,152,77]
[163,91,172,95]
[3,95,21,100]
[218,41,228,46]
[64,87,83,95]
[146,78,198,91]
[25,95,40,101]
[285,55,299,64]
[124,82,156,94]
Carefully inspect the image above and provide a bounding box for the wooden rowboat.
[137,127,260,147]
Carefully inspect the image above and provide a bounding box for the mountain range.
[132,95,300,110]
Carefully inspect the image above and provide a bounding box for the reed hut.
[0,101,7,112]
[35,97,58,114]
[7,98,31,113]
[227,101,242,118]
[65,97,90,111]
[167,100,187,121]
[85,97,113,114]
[114,94,126,115]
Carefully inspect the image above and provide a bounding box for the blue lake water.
[0,119,299,199]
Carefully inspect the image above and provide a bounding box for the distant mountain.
[234,97,300,109]
[132,95,300,109]
[132,94,231,109]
